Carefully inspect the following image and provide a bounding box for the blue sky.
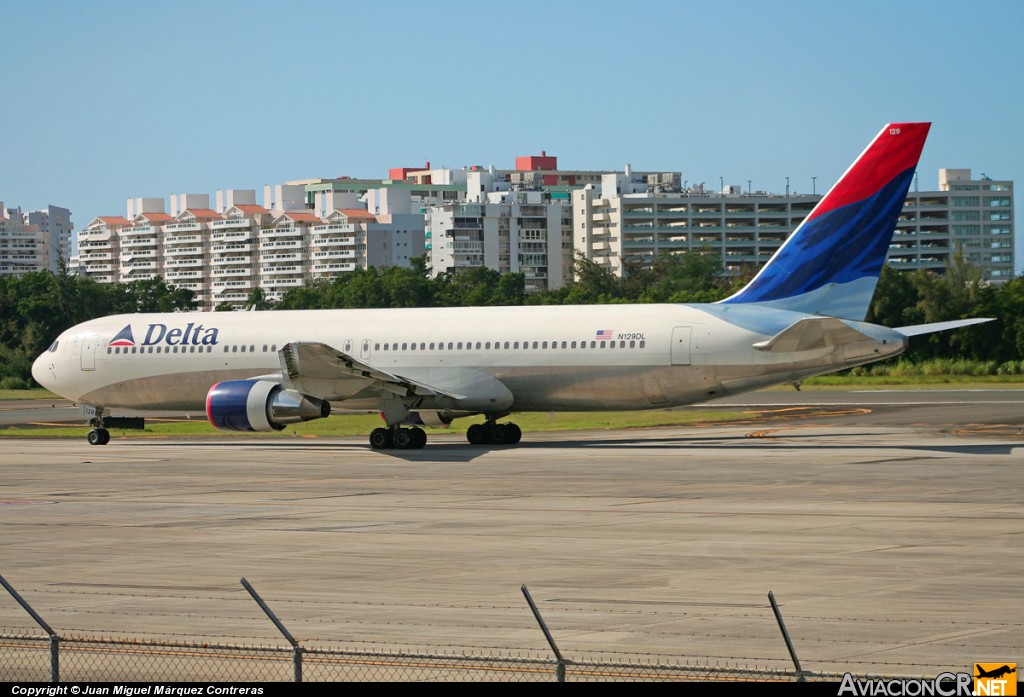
[2,0,1022,271]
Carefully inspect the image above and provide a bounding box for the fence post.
[521,584,568,682]
[0,573,59,682]
[768,591,806,681]
[241,578,303,682]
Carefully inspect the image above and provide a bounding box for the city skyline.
[2,0,1022,271]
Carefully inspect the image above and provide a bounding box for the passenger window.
[107,347,112,354]
[485,342,491,349]
[223,346,228,353]
[420,343,425,350]
[429,342,435,350]
[402,343,407,350]
[271,345,277,352]
[475,342,481,349]
[513,342,519,349]
[241,345,246,353]
[383,344,389,351]
[504,342,509,349]
[590,341,596,348]
[571,341,577,349]
[561,341,567,349]
[232,346,238,353]
[457,342,463,350]
[542,341,548,349]
[630,340,636,348]
[619,341,625,348]
[410,343,416,351]
[392,343,398,351]
[447,342,453,350]
[374,343,380,351]
[262,345,268,352]
[639,340,646,348]
[131,347,137,354]
[600,341,606,348]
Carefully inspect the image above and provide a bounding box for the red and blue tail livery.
[721,123,931,320]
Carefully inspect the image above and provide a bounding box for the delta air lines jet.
[32,123,990,448]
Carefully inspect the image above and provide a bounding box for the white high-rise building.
[76,186,426,309]
[425,190,572,292]
[0,202,73,275]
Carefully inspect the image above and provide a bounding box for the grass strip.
[0,409,754,439]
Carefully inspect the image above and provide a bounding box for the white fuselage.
[32,303,905,417]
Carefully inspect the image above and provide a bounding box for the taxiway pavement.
[0,391,1021,675]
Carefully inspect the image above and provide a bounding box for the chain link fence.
[0,574,913,683]
[1,632,837,682]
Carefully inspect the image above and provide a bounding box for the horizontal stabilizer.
[752,317,879,353]
[894,317,994,337]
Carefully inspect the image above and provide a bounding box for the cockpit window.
[48,341,59,353]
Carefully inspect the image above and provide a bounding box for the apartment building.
[423,155,677,291]
[573,169,1014,283]
[425,190,572,292]
[892,169,1014,282]
[75,188,424,308]
[0,203,72,275]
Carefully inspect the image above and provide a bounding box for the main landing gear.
[369,426,427,450]
[466,421,522,446]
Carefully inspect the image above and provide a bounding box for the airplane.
[32,122,992,449]
[975,665,1016,680]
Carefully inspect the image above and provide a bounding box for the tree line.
[1,252,1020,389]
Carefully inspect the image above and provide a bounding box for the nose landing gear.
[86,407,110,446]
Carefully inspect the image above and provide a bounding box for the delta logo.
[974,663,1017,696]
[108,323,220,348]
[108,325,136,347]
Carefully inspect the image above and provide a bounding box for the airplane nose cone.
[31,350,55,390]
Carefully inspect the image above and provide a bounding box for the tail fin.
[720,123,931,320]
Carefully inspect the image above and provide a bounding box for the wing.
[276,341,514,413]
[278,341,463,400]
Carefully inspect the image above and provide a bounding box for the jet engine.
[409,410,454,427]
[206,380,330,432]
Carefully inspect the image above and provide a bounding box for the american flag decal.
[595,329,613,340]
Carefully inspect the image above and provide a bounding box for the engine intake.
[206,380,330,432]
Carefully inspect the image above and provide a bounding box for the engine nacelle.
[206,380,331,432]
[409,410,455,427]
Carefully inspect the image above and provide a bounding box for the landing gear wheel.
[369,427,392,450]
[506,422,522,444]
[467,423,486,445]
[88,428,110,446]
[409,427,427,449]
[490,423,510,445]
[393,428,413,450]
